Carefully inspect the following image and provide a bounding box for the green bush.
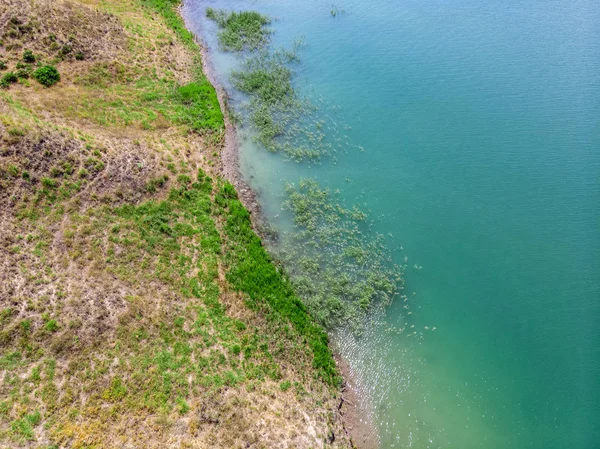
[0,72,18,88]
[0,60,6,70]
[23,50,36,63]
[33,65,60,87]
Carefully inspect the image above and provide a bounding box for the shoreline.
[180,3,263,225]
[336,356,380,449]
[179,3,379,448]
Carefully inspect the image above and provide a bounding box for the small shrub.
[22,50,36,63]
[7,165,20,177]
[33,65,60,87]
[146,175,169,192]
[279,380,291,391]
[75,52,85,60]
[0,60,6,70]
[20,320,31,333]
[41,177,58,188]
[15,68,30,79]
[44,320,59,332]
[0,72,18,88]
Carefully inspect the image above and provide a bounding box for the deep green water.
[183,0,600,447]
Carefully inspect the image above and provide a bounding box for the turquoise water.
[183,0,600,447]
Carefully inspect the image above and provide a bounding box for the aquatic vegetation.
[206,8,272,52]
[207,8,357,161]
[231,46,349,161]
[329,5,346,17]
[276,179,404,330]
[219,10,403,329]
[232,49,300,150]
[233,58,294,105]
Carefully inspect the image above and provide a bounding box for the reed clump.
[206,8,272,52]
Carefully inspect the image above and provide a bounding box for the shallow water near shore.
[183,0,600,447]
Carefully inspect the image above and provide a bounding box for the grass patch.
[67,74,223,131]
[215,182,339,386]
[10,411,41,441]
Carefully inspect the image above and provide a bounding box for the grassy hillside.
[0,0,351,447]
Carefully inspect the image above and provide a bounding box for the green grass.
[10,411,41,441]
[139,0,198,49]
[71,67,223,132]
[0,164,332,443]
[66,0,225,132]
[214,182,339,386]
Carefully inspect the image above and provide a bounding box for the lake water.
[183,0,600,447]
